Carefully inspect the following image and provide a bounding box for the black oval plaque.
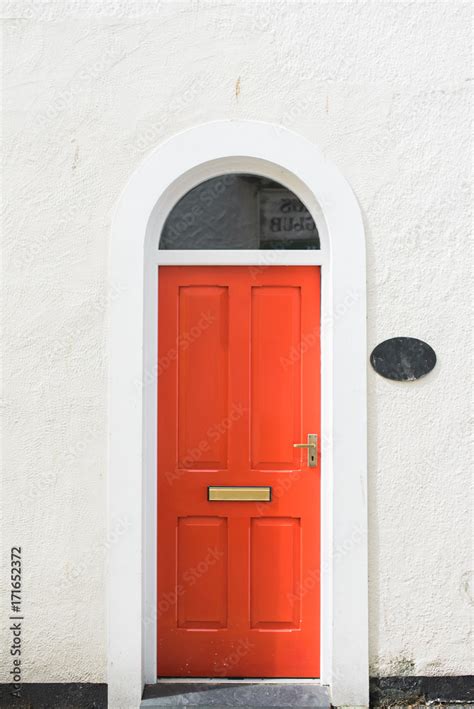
[370,337,436,381]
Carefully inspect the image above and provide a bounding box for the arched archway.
[109,121,368,708]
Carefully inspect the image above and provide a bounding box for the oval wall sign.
[370,337,436,381]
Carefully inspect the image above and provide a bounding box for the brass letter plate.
[208,486,271,502]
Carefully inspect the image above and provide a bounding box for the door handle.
[293,434,317,467]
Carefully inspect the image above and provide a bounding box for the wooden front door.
[157,266,321,677]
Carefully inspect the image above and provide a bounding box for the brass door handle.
[293,434,317,467]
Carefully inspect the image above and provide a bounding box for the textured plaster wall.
[1,0,472,684]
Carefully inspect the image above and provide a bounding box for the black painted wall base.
[0,683,107,709]
[0,677,472,708]
[370,676,474,706]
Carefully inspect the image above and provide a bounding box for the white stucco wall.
[1,0,472,686]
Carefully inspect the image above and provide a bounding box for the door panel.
[177,516,228,629]
[177,286,229,470]
[250,517,301,629]
[250,286,301,470]
[158,266,320,678]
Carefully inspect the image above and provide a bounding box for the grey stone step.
[141,682,330,708]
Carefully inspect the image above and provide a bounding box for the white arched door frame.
[108,121,368,709]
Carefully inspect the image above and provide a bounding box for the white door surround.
[108,120,368,709]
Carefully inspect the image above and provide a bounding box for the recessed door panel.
[178,286,229,470]
[250,517,301,629]
[177,517,228,629]
[251,286,301,470]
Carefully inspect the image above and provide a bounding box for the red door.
[157,266,320,677]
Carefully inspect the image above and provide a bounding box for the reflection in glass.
[160,174,319,250]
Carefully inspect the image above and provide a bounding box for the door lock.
[293,434,318,467]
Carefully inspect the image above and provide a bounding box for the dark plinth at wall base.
[141,682,331,708]
[0,683,107,708]
[0,678,471,708]
[370,676,474,706]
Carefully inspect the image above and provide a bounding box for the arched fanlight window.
[159,173,320,250]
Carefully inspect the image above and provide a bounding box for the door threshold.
[154,677,322,684]
[142,681,330,708]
